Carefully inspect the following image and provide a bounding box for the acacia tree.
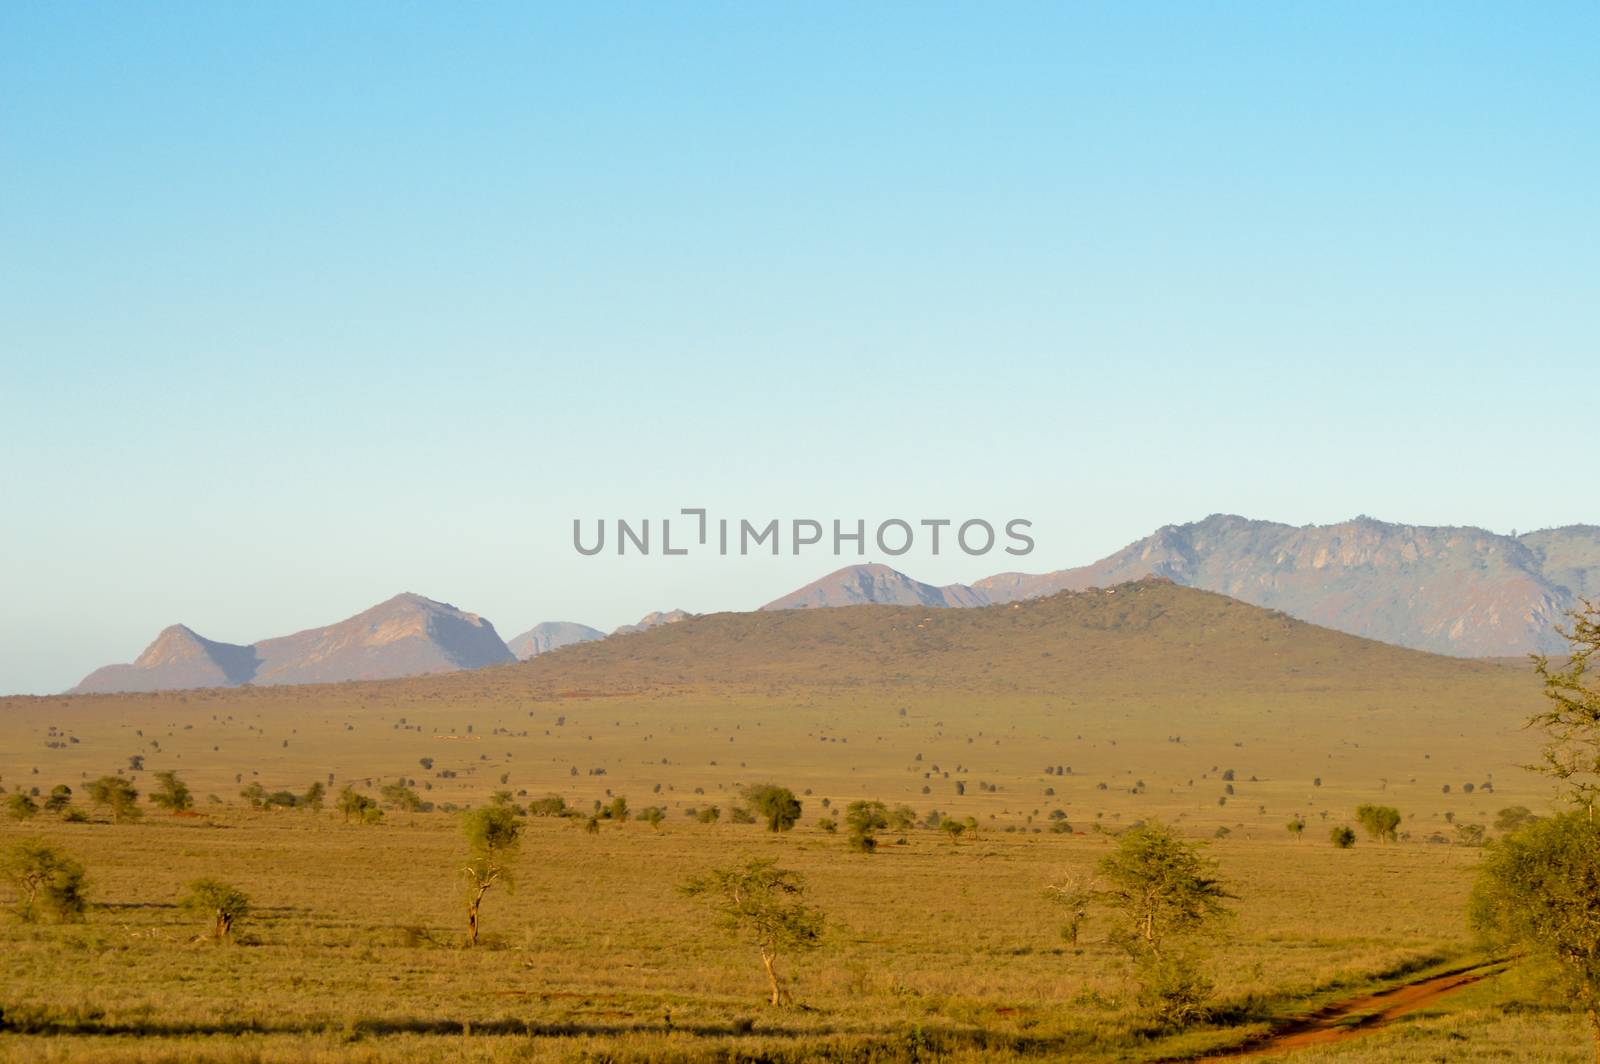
[1532,600,1600,809]
[1097,822,1232,1025]
[1286,816,1306,841]
[743,784,802,833]
[1355,804,1401,843]
[1472,812,1600,1058]
[381,780,424,812]
[844,800,887,853]
[1,839,89,923]
[149,770,193,813]
[337,785,381,824]
[86,776,141,822]
[680,857,823,1006]
[461,804,522,946]
[183,878,250,942]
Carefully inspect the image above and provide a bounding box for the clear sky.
[2,3,1595,695]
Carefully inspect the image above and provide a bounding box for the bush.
[1330,826,1356,848]
[1136,952,1216,1028]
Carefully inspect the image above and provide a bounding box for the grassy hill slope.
[1,580,1549,839]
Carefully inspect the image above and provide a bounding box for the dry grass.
[0,584,1581,1059]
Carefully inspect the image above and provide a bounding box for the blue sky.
[2,3,1595,694]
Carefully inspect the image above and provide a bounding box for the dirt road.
[1195,958,1508,1060]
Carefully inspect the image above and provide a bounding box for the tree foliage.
[43,785,73,815]
[149,770,193,813]
[87,776,141,822]
[1532,600,1600,809]
[461,804,522,946]
[1330,826,1356,848]
[844,800,888,853]
[337,785,381,824]
[183,878,250,941]
[1096,822,1231,1026]
[1355,804,1401,843]
[380,780,424,812]
[1098,822,1232,958]
[1,838,89,923]
[680,857,823,1005]
[743,784,802,833]
[1472,811,1600,1052]
[4,793,39,821]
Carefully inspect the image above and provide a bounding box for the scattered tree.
[1097,822,1232,1025]
[744,784,802,833]
[87,776,141,822]
[640,806,666,831]
[1,839,89,923]
[337,785,381,824]
[149,770,193,813]
[1355,803,1401,844]
[844,800,888,853]
[5,793,38,821]
[1286,816,1306,841]
[43,785,72,815]
[380,780,423,812]
[183,878,250,942]
[461,805,522,946]
[680,857,823,1006]
[302,781,326,812]
[941,818,967,845]
[1330,826,1357,849]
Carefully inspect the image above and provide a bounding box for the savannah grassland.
[0,583,1583,1061]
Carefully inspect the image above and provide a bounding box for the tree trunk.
[215,911,233,941]
[466,889,483,946]
[761,950,786,1006]
[1588,1006,1600,1064]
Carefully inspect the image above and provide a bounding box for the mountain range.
[762,515,1600,657]
[71,594,516,694]
[64,514,1600,694]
